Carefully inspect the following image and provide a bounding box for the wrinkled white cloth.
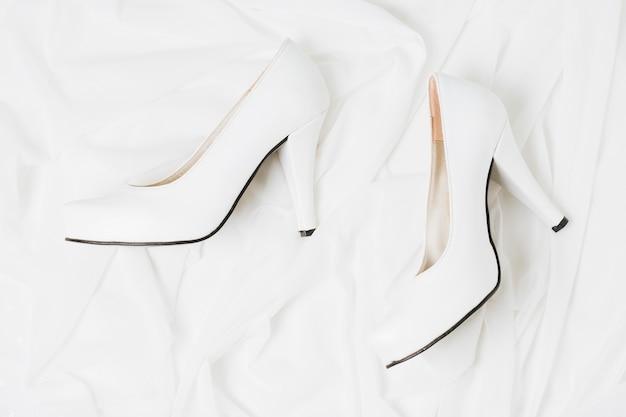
[1,0,625,416]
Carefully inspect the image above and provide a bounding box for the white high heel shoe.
[373,73,568,368]
[64,39,329,245]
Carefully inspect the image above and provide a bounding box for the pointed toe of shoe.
[371,301,449,367]
[63,189,219,244]
[371,267,499,368]
[371,304,457,368]
[370,310,419,367]
[63,192,149,244]
[63,197,112,243]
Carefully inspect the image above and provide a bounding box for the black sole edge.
[65,137,290,246]
[552,216,568,233]
[299,229,315,237]
[386,160,501,369]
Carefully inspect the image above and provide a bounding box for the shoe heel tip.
[300,229,315,237]
[552,216,569,233]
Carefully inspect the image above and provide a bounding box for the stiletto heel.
[278,111,327,237]
[492,121,568,232]
[64,39,330,246]
[372,73,569,368]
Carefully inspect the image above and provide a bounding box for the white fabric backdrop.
[1,0,625,416]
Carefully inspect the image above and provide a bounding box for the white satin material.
[1,1,625,416]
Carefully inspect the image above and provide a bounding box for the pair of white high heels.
[64,40,568,367]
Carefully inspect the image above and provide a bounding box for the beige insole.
[418,76,450,274]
